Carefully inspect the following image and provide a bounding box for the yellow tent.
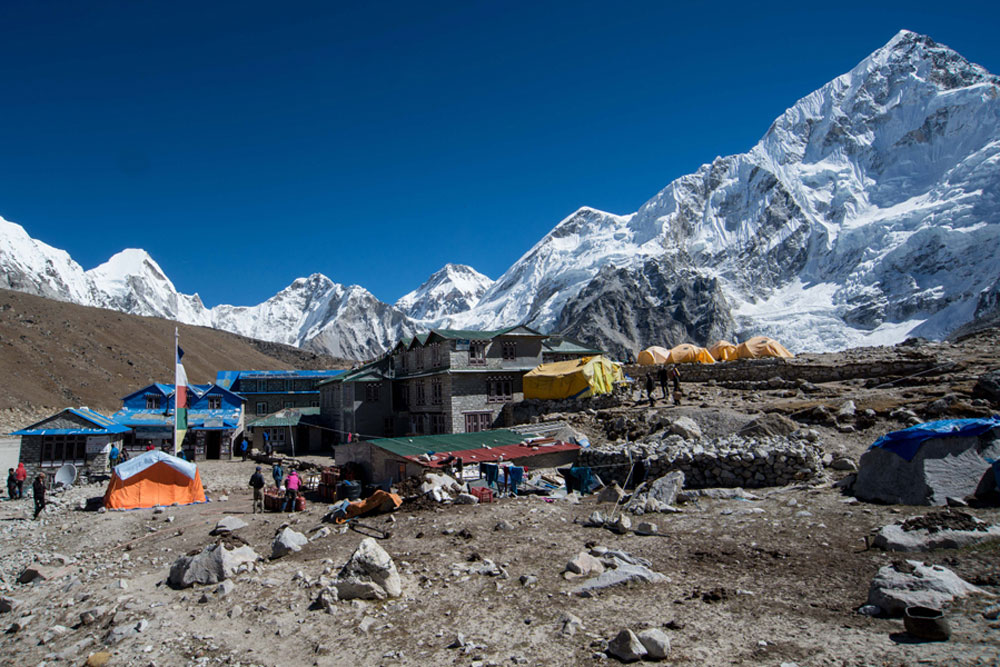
[709,340,739,361]
[523,356,624,400]
[637,346,670,366]
[734,336,794,360]
[666,343,716,364]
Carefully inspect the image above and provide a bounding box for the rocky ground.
[1,333,999,666]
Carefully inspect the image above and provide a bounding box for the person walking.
[669,365,682,405]
[657,366,669,399]
[32,473,46,519]
[240,437,249,462]
[14,463,27,499]
[7,468,16,500]
[283,469,300,512]
[272,462,283,489]
[645,374,655,407]
[248,466,265,514]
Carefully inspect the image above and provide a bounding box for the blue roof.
[12,407,131,436]
[870,416,1000,461]
[112,408,240,430]
[216,369,345,390]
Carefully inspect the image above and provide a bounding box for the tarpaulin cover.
[709,340,739,362]
[734,336,794,360]
[523,356,624,400]
[666,344,716,364]
[104,450,206,509]
[637,346,670,366]
[869,416,1000,462]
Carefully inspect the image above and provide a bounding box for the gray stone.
[0,597,21,614]
[597,483,625,504]
[566,552,605,576]
[854,435,1000,505]
[669,416,702,440]
[635,521,658,536]
[215,579,236,596]
[271,527,309,559]
[647,471,684,507]
[983,603,1000,620]
[857,604,881,616]
[872,521,1000,552]
[559,612,583,636]
[106,618,148,643]
[609,515,631,535]
[574,563,668,596]
[867,560,988,615]
[831,458,858,472]
[607,629,647,662]
[310,527,332,541]
[18,565,55,584]
[974,370,1000,404]
[168,543,259,589]
[316,586,339,613]
[836,400,856,421]
[336,537,402,599]
[636,628,671,660]
[584,510,606,527]
[454,493,479,505]
[494,520,515,531]
[519,574,537,587]
[210,516,248,535]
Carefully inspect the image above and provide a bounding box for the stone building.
[321,326,576,440]
[12,407,130,483]
[216,370,345,416]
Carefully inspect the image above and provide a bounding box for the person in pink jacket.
[283,469,300,512]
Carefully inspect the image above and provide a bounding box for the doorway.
[206,431,222,459]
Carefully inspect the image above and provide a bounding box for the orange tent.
[104,450,207,510]
[709,340,739,361]
[637,346,670,366]
[734,336,794,360]
[666,343,716,364]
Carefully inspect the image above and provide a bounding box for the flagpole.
[174,327,179,455]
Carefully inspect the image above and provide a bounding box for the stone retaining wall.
[626,358,950,385]
[579,435,824,489]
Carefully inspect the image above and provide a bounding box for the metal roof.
[543,336,604,356]
[405,439,581,468]
[216,369,345,389]
[12,407,132,436]
[246,407,322,428]
[366,429,527,458]
[112,408,241,430]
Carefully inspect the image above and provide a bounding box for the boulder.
[18,565,56,584]
[597,483,626,504]
[607,629,647,662]
[0,597,21,614]
[566,552,605,577]
[867,560,989,616]
[574,562,668,597]
[609,515,632,535]
[271,527,309,559]
[335,537,402,600]
[872,512,1000,551]
[669,416,702,440]
[168,543,259,588]
[854,434,1000,506]
[831,457,858,472]
[635,521,659,536]
[637,628,671,660]
[211,516,248,535]
[974,370,1000,404]
[647,471,684,506]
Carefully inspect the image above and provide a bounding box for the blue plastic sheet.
[869,416,1000,462]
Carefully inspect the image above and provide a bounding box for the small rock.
[211,516,248,535]
[635,522,658,536]
[566,552,605,577]
[597,484,625,504]
[984,603,1000,620]
[830,458,857,472]
[215,580,235,596]
[494,520,514,531]
[519,574,537,587]
[454,493,479,505]
[271,527,309,559]
[607,628,647,662]
[559,612,583,636]
[636,628,671,660]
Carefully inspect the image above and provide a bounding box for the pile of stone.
[511,393,623,423]
[314,537,402,607]
[579,434,824,489]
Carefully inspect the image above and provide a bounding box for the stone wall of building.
[579,434,824,489]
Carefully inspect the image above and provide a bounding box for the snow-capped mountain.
[395,263,494,322]
[451,30,1000,355]
[2,30,998,359]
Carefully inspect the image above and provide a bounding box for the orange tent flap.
[104,462,206,510]
[734,336,794,360]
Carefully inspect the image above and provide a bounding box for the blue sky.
[0,1,997,307]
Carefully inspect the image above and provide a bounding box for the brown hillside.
[0,288,349,423]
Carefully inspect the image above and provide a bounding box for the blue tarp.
[869,416,1000,462]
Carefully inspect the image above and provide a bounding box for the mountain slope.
[395,263,494,322]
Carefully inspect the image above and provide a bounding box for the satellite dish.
[55,464,78,488]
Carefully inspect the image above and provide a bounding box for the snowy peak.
[395,263,493,322]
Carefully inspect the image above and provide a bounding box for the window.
[40,435,86,466]
[145,394,161,409]
[415,382,426,406]
[431,379,443,405]
[256,401,268,415]
[311,400,320,408]
[464,412,492,433]
[431,413,446,434]
[502,341,517,360]
[365,383,381,402]
[239,379,257,392]
[383,417,394,437]
[469,341,487,366]
[207,395,222,410]
[487,376,514,403]
[416,348,424,370]
[431,343,440,366]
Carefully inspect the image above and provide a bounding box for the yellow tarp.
[735,336,794,360]
[709,340,739,361]
[666,343,716,364]
[524,355,624,400]
[637,346,670,366]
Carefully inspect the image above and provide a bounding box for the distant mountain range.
[2,30,998,359]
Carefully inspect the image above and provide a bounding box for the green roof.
[368,429,526,458]
[543,336,604,355]
[247,407,321,428]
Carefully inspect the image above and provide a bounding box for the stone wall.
[579,434,824,489]
[627,358,949,386]
[509,392,626,424]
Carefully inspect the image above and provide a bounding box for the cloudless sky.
[0,1,997,307]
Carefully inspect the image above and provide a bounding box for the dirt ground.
[1,332,999,666]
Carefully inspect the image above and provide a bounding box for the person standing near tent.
[284,469,300,512]
[14,463,27,499]
[32,473,46,519]
[645,374,655,407]
[657,366,669,399]
[272,462,283,489]
[240,437,249,462]
[248,466,265,514]
[7,468,16,500]
[109,444,120,469]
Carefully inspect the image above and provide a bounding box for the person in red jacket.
[14,463,27,499]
